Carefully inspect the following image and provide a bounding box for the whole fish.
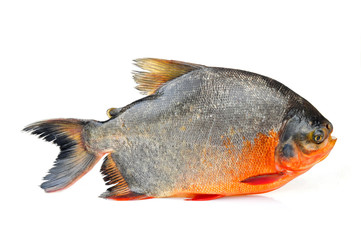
[24,58,336,201]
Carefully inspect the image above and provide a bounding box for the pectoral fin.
[241,172,285,185]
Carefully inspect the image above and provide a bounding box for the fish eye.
[312,129,325,144]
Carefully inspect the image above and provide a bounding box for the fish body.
[24,59,336,200]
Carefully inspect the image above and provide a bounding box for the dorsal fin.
[133,58,203,95]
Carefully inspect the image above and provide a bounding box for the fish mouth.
[300,135,337,167]
[318,135,337,162]
[276,135,337,172]
[325,135,337,152]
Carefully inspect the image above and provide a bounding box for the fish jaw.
[276,135,337,172]
[298,135,337,169]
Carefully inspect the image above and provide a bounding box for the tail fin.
[23,119,103,192]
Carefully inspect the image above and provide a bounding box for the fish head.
[275,113,336,172]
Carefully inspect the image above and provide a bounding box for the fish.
[24,58,336,201]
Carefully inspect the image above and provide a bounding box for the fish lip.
[327,135,337,150]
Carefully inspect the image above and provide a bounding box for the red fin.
[241,172,285,185]
[100,154,151,201]
[185,194,224,201]
[108,193,154,201]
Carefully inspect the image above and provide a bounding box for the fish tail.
[23,119,104,193]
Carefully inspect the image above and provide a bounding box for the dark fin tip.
[24,119,102,193]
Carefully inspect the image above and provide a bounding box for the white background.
[1,1,360,239]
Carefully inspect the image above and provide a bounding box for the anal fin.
[100,154,151,201]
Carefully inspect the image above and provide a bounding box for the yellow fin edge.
[133,58,202,95]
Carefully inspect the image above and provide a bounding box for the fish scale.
[24,58,336,200]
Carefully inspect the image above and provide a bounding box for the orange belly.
[171,130,304,198]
